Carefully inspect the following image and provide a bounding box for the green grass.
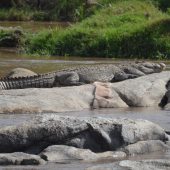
[25,0,170,59]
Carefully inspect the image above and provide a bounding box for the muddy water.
[0,47,130,77]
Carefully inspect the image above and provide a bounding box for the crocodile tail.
[0,74,56,90]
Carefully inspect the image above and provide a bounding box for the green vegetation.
[0,0,170,21]
[26,0,170,59]
[0,8,34,21]
[0,0,93,21]
[0,0,170,59]
[0,27,23,47]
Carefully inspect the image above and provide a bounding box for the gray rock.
[40,145,126,162]
[119,159,170,170]
[0,152,46,165]
[122,140,170,155]
[0,115,167,154]
[111,71,170,107]
[6,68,37,78]
[0,85,94,113]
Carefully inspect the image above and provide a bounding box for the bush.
[0,27,23,47]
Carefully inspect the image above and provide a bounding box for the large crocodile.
[0,62,166,90]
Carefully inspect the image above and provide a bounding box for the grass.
[25,0,170,59]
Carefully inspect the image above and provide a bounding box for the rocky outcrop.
[0,115,168,165]
[0,71,169,113]
[0,115,168,153]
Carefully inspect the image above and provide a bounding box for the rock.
[93,82,128,108]
[92,71,170,108]
[0,115,167,154]
[0,71,170,113]
[6,68,37,78]
[0,152,46,165]
[110,71,170,107]
[40,145,126,162]
[0,85,94,113]
[119,159,170,170]
[122,140,170,155]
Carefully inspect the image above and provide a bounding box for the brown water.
[0,47,129,77]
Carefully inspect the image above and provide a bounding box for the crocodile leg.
[112,71,139,82]
[55,72,85,86]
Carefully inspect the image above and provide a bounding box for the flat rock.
[0,152,46,165]
[0,85,94,113]
[40,145,126,162]
[119,159,170,170]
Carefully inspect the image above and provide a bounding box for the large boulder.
[0,115,168,154]
[0,85,94,113]
[93,71,170,108]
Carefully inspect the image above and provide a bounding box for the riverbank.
[0,0,170,59]
[25,0,170,59]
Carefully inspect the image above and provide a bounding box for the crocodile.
[0,62,166,90]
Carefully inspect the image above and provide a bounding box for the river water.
[0,21,170,170]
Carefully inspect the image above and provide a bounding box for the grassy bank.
[26,0,170,59]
